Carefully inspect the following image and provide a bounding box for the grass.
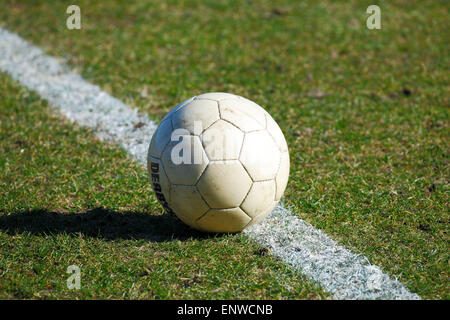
[0,75,328,299]
[0,0,449,299]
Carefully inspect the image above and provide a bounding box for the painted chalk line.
[0,27,420,299]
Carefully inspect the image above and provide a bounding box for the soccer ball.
[148,92,289,233]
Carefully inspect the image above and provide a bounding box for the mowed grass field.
[0,0,448,299]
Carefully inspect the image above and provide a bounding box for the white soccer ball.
[148,92,289,233]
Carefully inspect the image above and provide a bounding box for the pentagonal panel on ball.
[219,99,266,132]
[169,185,209,227]
[196,207,251,233]
[237,96,269,125]
[195,92,240,101]
[197,160,252,209]
[148,156,171,204]
[275,151,290,201]
[239,130,280,181]
[162,96,195,122]
[161,135,209,185]
[149,118,173,159]
[265,113,288,152]
[241,180,276,218]
[201,120,244,161]
[171,99,220,135]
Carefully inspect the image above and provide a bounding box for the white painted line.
[0,28,157,165]
[0,27,420,299]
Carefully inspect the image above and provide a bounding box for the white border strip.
[0,28,420,299]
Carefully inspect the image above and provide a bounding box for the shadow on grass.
[0,207,216,242]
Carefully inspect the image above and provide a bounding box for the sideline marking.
[0,27,420,299]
